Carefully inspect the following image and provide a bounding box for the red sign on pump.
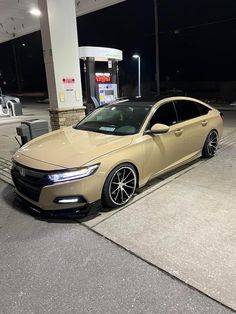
[95,73,111,83]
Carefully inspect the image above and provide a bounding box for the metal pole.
[138,57,141,97]
[116,63,119,97]
[11,40,22,93]
[154,0,160,96]
[83,59,88,102]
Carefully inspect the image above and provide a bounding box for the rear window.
[198,103,211,115]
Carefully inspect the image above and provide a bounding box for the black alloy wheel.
[102,163,137,208]
[202,130,218,158]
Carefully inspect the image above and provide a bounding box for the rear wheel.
[102,163,137,208]
[202,130,218,158]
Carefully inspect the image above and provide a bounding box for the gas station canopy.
[0,0,126,44]
[79,46,123,62]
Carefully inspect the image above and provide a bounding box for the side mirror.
[149,123,170,134]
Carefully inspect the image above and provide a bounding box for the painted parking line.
[0,157,13,185]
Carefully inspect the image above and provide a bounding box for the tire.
[202,130,218,158]
[102,163,137,208]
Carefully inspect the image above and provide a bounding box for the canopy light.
[29,8,42,16]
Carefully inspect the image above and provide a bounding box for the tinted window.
[198,103,211,115]
[149,102,177,128]
[174,100,200,122]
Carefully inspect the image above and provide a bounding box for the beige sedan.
[11,96,223,217]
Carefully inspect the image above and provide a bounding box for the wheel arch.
[103,161,140,190]
[124,161,140,188]
[101,161,140,208]
[211,128,219,134]
[202,128,219,158]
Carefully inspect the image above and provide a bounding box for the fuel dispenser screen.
[98,84,118,106]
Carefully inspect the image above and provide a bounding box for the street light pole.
[11,40,22,93]
[154,0,160,96]
[132,54,141,97]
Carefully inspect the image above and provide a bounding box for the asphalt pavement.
[0,182,233,314]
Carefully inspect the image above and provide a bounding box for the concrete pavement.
[1,182,233,314]
[87,133,236,310]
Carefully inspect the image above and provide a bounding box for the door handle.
[201,120,208,127]
[175,129,183,136]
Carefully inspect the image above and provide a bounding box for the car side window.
[174,100,200,122]
[149,102,177,128]
[198,103,211,115]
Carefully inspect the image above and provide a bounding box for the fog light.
[58,198,79,204]
[54,197,81,204]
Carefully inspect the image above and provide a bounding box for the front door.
[142,101,186,180]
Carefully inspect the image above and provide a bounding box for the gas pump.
[79,46,123,114]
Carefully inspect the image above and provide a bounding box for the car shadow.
[2,184,40,218]
[138,158,201,193]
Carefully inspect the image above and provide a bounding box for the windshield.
[74,103,152,135]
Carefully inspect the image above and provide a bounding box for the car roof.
[111,100,155,107]
[111,94,182,107]
[111,95,212,109]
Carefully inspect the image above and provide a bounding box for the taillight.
[220,112,224,120]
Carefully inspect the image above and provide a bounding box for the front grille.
[11,163,50,202]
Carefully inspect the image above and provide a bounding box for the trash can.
[12,101,23,116]
[16,124,31,145]
[22,119,49,139]
[16,119,49,145]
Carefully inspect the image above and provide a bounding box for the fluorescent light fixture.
[95,73,110,76]
[132,54,140,59]
[30,8,42,16]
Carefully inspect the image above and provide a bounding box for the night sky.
[0,0,236,94]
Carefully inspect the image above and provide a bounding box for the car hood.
[15,127,133,169]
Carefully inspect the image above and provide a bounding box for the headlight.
[48,164,100,183]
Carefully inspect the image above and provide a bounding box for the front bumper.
[15,192,101,219]
[11,162,104,214]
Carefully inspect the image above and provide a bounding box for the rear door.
[173,99,210,158]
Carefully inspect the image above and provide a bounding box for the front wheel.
[202,130,218,158]
[102,163,137,208]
